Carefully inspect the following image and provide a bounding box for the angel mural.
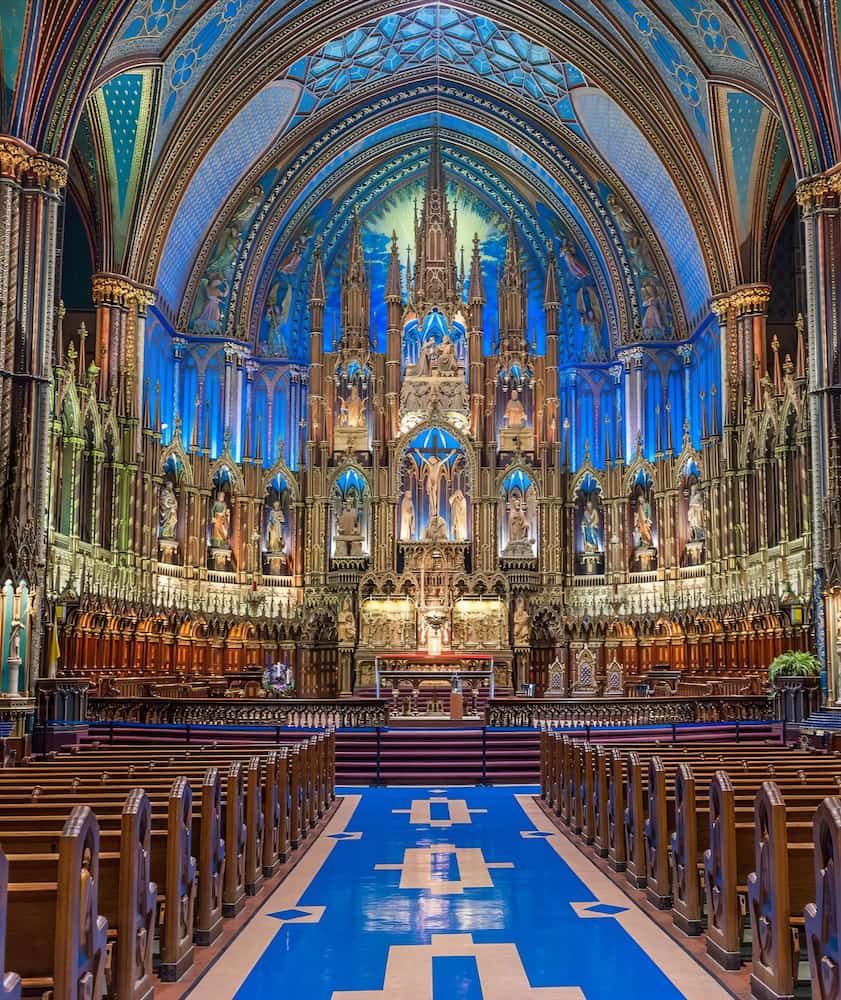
[574,472,604,576]
[558,237,589,280]
[398,426,469,544]
[259,233,311,358]
[192,273,228,333]
[641,278,667,338]
[576,285,607,362]
[499,468,538,560]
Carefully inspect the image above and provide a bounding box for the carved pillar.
[797,172,841,691]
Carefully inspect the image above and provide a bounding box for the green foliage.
[768,651,821,679]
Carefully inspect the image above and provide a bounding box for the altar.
[374,653,496,719]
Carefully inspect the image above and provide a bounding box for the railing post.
[482,727,487,784]
[672,723,676,744]
[735,720,740,743]
[375,726,381,785]
[185,723,191,745]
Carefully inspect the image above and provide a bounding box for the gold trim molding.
[91,272,156,310]
[0,135,67,191]
[710,284,772,317]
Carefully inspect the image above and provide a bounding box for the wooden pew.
[0,847,20,1000]
[6,805,108,998]
[804,796,841,1000]
[747,781,815,1000]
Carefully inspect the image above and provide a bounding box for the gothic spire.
[543,245,560,308]
[309,238,326,306]
[385,231,403,303]
[498,212,527,344]
[468,233,485,304]
[412,138,459,316]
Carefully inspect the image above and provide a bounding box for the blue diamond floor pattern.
[234,785,687,999]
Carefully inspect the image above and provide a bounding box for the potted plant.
[769,651,822,723]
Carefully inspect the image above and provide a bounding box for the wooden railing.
[487,695,774,728]
[87,695,389,729]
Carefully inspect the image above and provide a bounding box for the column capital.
[796,167,841,212]
[710,284,771,317]
[0,135,67,191]
[91,272,155,309]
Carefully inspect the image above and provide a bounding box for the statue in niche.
[424,512,449,543]
[687,481,705,542]
[508,493,530,544]
[266,500,286,553]
[450,488,468,542]
[8,621,22,662]
[338,596,356,645]
[582,498,600,553]
[513,597,530,647]
[159,481,178,539]
[504,389,527,429]
[335,497,364,557]
[339,384,367,428]
[641,278,666,336]
[633,495,653,551]
[400,489,415,541]
[210,491,230,548]
[423,455,447,519]
[607,192,635,235]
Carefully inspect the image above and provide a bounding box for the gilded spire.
[412,139,459,316]
[498,212,527,343]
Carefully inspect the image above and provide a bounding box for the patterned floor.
[190,787,731,999]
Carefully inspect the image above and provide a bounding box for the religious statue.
[582,498,600,553]
[410,337,435,376]
[576,285,605,361]
[423,455,446,519]
[503,389,527,429]
[266,499,285,553]
[424,512,449,542]
[633,494,653,550]
[513,597,530,647]
[508,493,530,544]
[437,335,458,374]
[335,498,364,556]
[687,482,705,541]
[210,490,230,548]
[399,489,415,541]
[338,596,356,645]
[159,480,178,539]
[450,488,468,542]
[339,384,367,428]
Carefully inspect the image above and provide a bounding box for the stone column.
[0,137,68,691]
[797,171,841,693]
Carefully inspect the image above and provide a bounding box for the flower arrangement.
[262,662,295,697]
[768,651,821,680]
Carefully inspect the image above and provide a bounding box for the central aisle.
[191,787,731,999]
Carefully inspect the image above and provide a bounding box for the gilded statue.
[633,495,653,550]
[503,389,527,429]
[210,490,230,548]
[339,383,367,428]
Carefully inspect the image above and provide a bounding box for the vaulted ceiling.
[4,0,832,353]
